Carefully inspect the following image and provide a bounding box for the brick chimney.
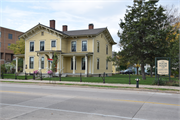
[89,24,94,29]
[50,20,55,29]
[62,25,68,31]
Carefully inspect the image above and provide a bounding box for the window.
[51,40,56,47]
[97,58,99,70]
[106,60,108,70]
[29,57,34,69]
[97,41,99,52]
[8,34,13,39]
[0,32,1,37]
[106,45,108,54]
[0,42,1,47]
[82,57,85,70]
[71,58,76,70]
[8,43,11,46]
[71,41,76,52]
[41,32,44,36]
[30,42,34,52]
[41,57,44,69]
[82,41,87,51]
[40,41,44,51]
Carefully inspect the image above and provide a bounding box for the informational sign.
[157,60,169,75]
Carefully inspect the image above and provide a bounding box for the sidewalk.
[0,79,179,91]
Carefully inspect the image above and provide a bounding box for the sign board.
[157,60,169,75]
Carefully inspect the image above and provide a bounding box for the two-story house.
[15,20,116,76]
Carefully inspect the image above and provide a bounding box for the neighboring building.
[0,27,23,64]
[15,20,116,76]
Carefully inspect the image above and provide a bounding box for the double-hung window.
[29,57,34,69]
[82,57,85,70]
[8,34,12,39]
[106,60,108,70]
[106,45,108,54]
[8,43,11,46]
[40,41,44,51]
[82,41,87,51]
[97,58,99,70]
[97,41,100,52]
[71,58,76,70]
[71,41,76,52]
[41,57,44,69]
[51,40,56,47]
[30,42,34,52]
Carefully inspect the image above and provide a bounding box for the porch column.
[16,57,18,73]
[39,55,41,71]
[49,53,52,70]
[85,55,87,74]
[62,56,64,73]
[73,56,75,74]
[23,58,25,73]
[57,54,60,73]
[89,56,91,74]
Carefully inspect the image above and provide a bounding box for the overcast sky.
[0,0,179,52]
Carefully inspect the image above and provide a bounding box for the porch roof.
[35,50,62,54]
[14,54,25,58]
[62,52,93,56]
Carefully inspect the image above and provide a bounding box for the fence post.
[103,72,105,83]
[1,72,3,79]
[41,72,42,81]
[129,73,131,84]
[59,73,61,81]
[80,73,82,82]
[33,73,35,80]
[25,72,27,80]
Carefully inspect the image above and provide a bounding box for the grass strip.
[1,81,179,92]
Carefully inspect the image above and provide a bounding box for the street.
[0,83,179,120]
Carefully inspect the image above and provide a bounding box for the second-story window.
[82,41,87,51]
[71,41,76,52]
[51,40,56,47]
[8,34,13,39]
[30,42,34,52]
[40,41,44,51]
[106,45,108,54]
[97,41,100,52]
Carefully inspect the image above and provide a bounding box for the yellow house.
[15,20,116,76]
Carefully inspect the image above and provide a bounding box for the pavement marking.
[0,103,146,120]
[114,99,180,106]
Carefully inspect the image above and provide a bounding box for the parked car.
[123,69,133,74]
[145,72,150,75]
[119,70,124,74]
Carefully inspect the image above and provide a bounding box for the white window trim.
[81,39,88,52]
[39,40,45,51]
[71,40,77,52]
[29,56,34,69]
[50,39,57,50]
[29,41,35,52]
[81,57,85,70]
[70,57,76,70]
[97,41,100,53]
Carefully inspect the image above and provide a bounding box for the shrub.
[153,78,166,85]
[0,64,6,73]
[33,70,39,75]
[47,70,53,75]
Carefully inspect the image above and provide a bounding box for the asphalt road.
[0,83,179,120]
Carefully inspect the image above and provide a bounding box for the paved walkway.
[0,79,179,91]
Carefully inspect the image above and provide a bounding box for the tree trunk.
[150,65,153,77]
[137,67,139,75]
[141,63,146,80]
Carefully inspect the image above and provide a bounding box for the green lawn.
[1,74,179,86]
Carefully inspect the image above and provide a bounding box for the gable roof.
[19,23,116,44]
[63,28,106,37]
